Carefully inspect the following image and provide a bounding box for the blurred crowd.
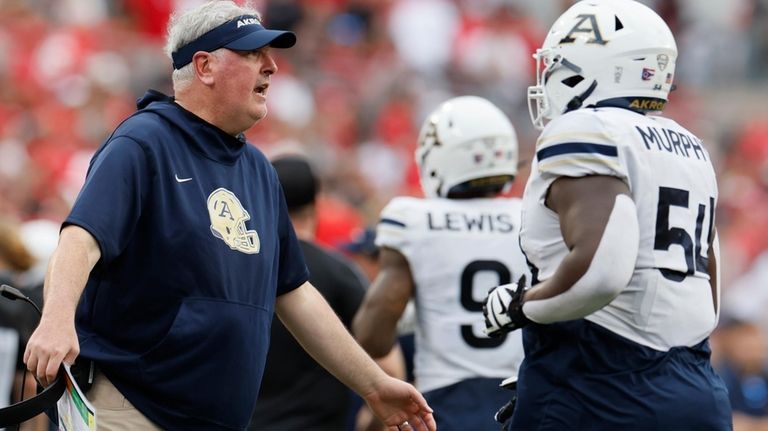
[1,0,768,427]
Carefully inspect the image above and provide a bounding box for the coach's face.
[214,46,277,133]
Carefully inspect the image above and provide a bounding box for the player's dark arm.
[521,175,639,322]
[708,230,720,316]
[353,247,414,358]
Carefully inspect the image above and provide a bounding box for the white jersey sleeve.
[376,196,529,393]
[534,108,629,184]
[376,197,420,257]
[521,107,718,352]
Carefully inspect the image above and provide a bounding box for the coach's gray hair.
[165,1,262,88]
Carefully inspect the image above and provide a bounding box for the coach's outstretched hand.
[484,275,531,337]
[362,376,437,431]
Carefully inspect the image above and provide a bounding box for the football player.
[484,1,732,430]
[354,96,529,431]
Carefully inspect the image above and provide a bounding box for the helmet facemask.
[528,50,598,130]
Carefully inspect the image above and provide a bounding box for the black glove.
[495,378,517,429]
[495,396,517,425]
[483,275,531,337]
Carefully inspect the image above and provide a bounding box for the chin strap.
[565,80,598,113]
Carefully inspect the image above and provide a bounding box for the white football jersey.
[521,107,719,351]
[376,196,529,393]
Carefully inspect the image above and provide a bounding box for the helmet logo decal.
[423,118,439,146]
[628,98,665,111]
[657,54,669,71]
[559,14,607,45]
[614,66,624,83]
[207,188,260,254]
[419,118,439,166]
[642,68,655,81]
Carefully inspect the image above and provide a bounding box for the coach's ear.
[192,52,216,86]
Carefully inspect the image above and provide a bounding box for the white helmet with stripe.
[528,0,677,130]
[416,96,519,199]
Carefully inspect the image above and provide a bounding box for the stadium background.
[1,0,767,427]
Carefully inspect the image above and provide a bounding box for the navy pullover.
[67,90,308,430]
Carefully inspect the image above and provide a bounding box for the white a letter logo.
[559,14,606,45]
[207,188,260,254]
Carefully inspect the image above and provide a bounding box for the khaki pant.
[89,372,163,431]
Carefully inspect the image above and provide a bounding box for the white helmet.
[416,96,518,199]
[528,0,677,130]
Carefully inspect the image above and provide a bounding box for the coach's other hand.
[24,316,79,387]
[362,376,436,431]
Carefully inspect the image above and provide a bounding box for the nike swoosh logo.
[175,174,193,183]
[497,298,507,315]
